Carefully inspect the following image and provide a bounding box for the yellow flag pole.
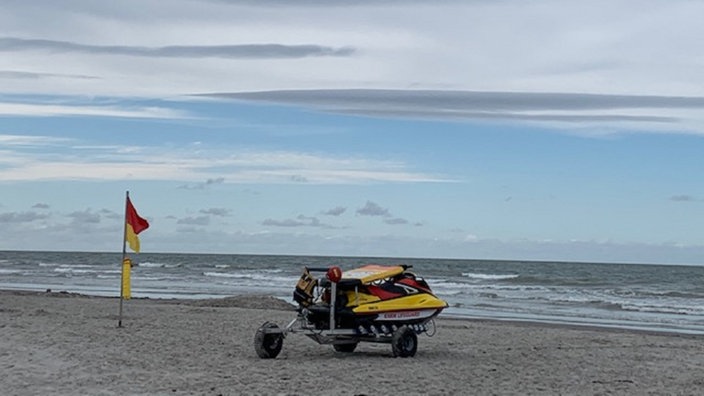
[118,191,129,328]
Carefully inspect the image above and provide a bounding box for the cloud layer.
[205,89,704,133]
[0,133,448,184]
[4,0,704,121]
[0,37,355,59]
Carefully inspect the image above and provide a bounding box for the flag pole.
[118,190,129,328]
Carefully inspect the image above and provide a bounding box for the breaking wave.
[462,272,520,280]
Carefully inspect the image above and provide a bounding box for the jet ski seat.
[318,278,362,290]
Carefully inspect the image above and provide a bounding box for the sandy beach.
[2,290,703,396]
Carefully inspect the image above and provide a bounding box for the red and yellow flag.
[125,197,149,253]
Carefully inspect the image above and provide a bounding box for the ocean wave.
[462,272,519,281]
[620,303,702,316]
[255,268,285,274]
[54,268,94,274]
[653,291,704,299]
[54,268,121,274]
[132,276,173,281]
[137,262,165,268]
[202,271,295,284]
[430,280,477,294]
[635,290,704,299]
[434,290,464,296]
[203,272,250,279]
[434,282,548,294]
[604,288,704,301]
[656,291,704,299]
[137,262,182,268]
[526,293,704,316]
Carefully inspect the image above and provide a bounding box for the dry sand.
[2,290,703,396]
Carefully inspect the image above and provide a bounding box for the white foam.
[462,272,519,280]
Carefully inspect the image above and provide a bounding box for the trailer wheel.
[254,322,283,359]
[391,325,417,358]
[333,342,358,353]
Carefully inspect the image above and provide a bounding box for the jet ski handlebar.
[305,267,332,272]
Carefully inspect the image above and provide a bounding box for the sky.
[1,0,704,264]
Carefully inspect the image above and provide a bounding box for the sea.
[2,250,704,335]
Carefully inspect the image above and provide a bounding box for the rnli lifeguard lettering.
[384,311,420,319]
[378,310,436,320]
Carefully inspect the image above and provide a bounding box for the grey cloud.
[205,177,225,185]
[179,177,225,190]
[99,209,121,220]
[322,206,346,216]
[356,201,389,217]
[297,215,321,226]
[384,217,409,225]
[203,89,704,124]
[262,214,336,228]
[262,218,306,227]
[0,37,355,59]
[0,70,98,80]
[337,109,675,123]
[177,216,210,225]
[290,175,308,183]
[355,201,418,225]
[67,210,100,224]
[200,208,231,216]
[176,226,200,233]
[0,211,49,223]
[32,203,50,209]
[670,195,701,202]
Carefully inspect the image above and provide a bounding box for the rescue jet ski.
[254,264,448,358]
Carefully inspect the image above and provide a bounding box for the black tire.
[254,322,283,359]
[333,342,358,353]
[391,325,418,358]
